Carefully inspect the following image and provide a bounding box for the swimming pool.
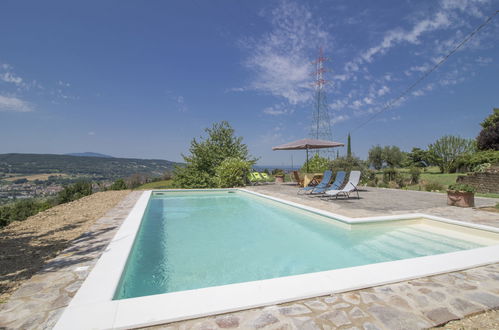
[55,189,499,330]
[115,190,490,300]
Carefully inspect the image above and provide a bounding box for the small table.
[303,173,323,188]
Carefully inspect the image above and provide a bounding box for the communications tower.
[310,48,334,157]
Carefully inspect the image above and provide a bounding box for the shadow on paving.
[0,224,116,299]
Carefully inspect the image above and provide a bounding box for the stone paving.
[145,264,499,329]
[0,187,498,329]
[0,191,142,330]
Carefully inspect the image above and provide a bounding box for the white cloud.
[1,72,23,86]
[88,131,96,136]
[0,95,33,112]
[262,103,293,116]
[241,0,329,105]
[331,114,349,125]
[361,12,451,63]
[377,85,390,96]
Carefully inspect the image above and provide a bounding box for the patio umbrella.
[272,138,344,172]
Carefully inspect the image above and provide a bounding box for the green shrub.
[215,157,251,188]
[456,150,499,172]
[301,154,330,173]
[363,169,377,185]
[109,179,128,190]
[377,182,389,188]
[425,181,444,192]
[448,183,476,193]
[409,167,421,184]
[57,181,93,204]
[382,168,398,183]
[0,198,54,228]
[495,203,499,210]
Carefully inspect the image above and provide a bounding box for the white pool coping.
[55,189,499,330]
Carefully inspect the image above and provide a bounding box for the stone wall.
[457,168,499,193]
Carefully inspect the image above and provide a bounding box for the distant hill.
[0,153,182,180]
[65,152,114,158]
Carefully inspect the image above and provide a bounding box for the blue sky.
[1,0,498,166]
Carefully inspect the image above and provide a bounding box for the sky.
[1,0,498,166]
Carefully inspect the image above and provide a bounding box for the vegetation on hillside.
[0,153,180,180]
[0,181,95,228]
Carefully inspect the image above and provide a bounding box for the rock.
[368,305,431,329]
[304,300,328,311]
[291,316,320,330]
[342,292,361,305]
[332,302,350,309]
[424,307,459,325]
[278,304,311,316]
[349,307,368,319]
[215,315,239,328]
[324,295,338,304]
[252,312,279,329]
[466,292,499,309]
[319,310,351,327]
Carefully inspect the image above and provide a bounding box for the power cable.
[350,9,499,133]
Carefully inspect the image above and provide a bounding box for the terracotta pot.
[447,190,475,207]
[274,175,284,183]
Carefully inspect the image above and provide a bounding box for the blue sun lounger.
[298,170,332,195]
[310,170,346,195]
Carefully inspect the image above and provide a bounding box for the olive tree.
[428,135,475,173]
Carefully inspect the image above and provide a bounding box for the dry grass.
[0,190,130,303]
[3,173,68,182]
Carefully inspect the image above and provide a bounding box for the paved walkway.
[0,187,498,329]
[245,184,499,227]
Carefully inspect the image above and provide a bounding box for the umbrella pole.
[306,148,309,173]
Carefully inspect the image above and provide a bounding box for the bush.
[377,182,389,188]
[382,168,398,183]
[425,181,444,192]
[215,157,251,188]
[301,154,330,173]
[363,169,377,186]
[172,121,255,188]
[409,167,421,184]
[57,181,93,204]
[109,179,128,190]
[448,183,476,193]
[456,150,499,172]
[0,198,54,228]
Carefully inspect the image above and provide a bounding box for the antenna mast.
[310,48,334,157]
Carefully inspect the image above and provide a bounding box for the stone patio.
[0,186,498,329]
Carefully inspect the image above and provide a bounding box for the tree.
[347,133,352,158]
[428,135,475,173]
[368,145,384,170]
[477,108,499,151]
[215,157,251,188]
[301,154,330,173]
[382,146,404,168]
[172,121,255,188]
[405,147,431,168]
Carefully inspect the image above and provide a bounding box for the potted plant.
[274,170,285,183]
[447,183,476,207]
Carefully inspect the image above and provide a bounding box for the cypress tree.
[347,133,352,158]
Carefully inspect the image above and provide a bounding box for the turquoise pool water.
[114,190,484,300]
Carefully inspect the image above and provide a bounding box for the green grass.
[136,180,173,190]
[476,192,499,199]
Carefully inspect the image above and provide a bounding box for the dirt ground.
[0,190,130,303]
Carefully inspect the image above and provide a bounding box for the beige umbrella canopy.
[272,138,344,172]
